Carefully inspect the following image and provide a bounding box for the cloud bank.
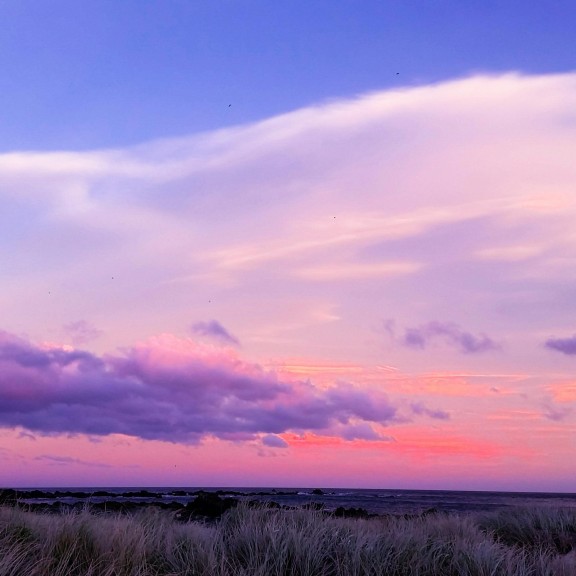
[0,330,397,444]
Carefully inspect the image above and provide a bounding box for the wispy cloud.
[2,73,576,488]
[0,73,575,372]
[295,261,421,281]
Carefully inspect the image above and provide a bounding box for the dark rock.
[302,502,325,510]
[90,501,141,514]
[23,502,77,514]
[19,489,56,499]
[247,500,281,509]
[311,488,324,495]
[157,501,184,511]
[175,492,238,522]
[402,508,440,520]
[121,490,161,498]
[55,491,91,498]
[0,489,17,506]
[215,490,244,496]
[333,506,370,519]
[252,490,297,496]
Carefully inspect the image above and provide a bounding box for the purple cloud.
[410,402,450,420]
[545,335,576,356]
[191,320,240,346]
[0,330,397,444]
[339,423,391,441]
[403,328,427,349]
[400,321,499,354]
[261,434,288,448]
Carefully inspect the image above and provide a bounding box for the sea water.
[16,487,576,515]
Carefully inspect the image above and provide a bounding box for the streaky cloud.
[34,454,112,468]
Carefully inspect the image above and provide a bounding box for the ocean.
[15,487,576,516]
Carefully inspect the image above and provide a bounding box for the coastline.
[4,486,576,517]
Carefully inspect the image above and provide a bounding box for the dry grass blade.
[2,502,576,575]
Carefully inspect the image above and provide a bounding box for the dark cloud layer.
[545,335,576,356]
[191,320,240,346]
[0,330,397,444]
[389,320,499,354]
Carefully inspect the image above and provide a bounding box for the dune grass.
[1,503,576,575]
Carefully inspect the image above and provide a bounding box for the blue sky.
[1,0,575,151]
[2,2,576,489]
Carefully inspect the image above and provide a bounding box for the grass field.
[1,503,576,575]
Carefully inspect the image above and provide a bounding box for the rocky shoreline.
[1,488,428,521]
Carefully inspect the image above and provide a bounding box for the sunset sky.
[2,1,576,491]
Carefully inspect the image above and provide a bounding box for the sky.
[1,1,576,491]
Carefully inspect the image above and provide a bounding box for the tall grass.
[1,503,576,575]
